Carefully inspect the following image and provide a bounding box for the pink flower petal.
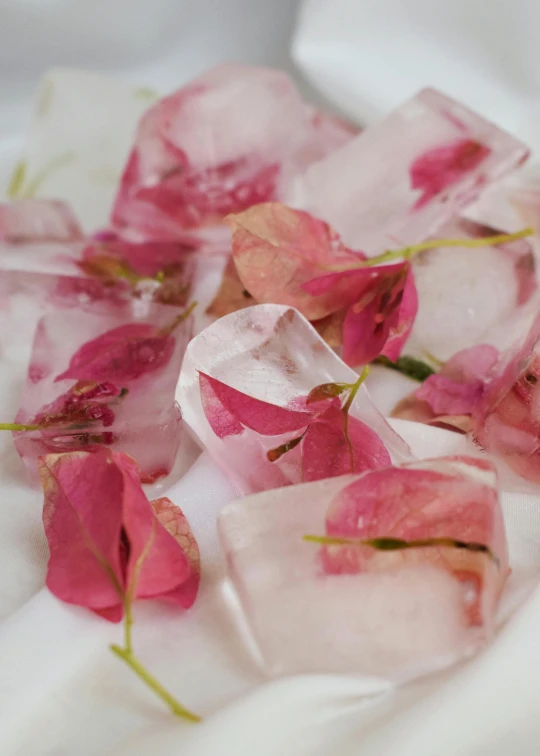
[230,203,362,320]
[40,450,196,621]
[55,322,177,384]
[198,371,313,436]
[410,139,492,209]
[381,267,418,361]
[323,457,508,625]
[342,263,410,366]
[199,371,244,439]
[415,345,499,416]
[302,404,391,481]
[149,496,200,609]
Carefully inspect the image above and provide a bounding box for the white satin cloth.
[1,1,540,754]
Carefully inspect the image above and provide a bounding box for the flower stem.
[0,422,39,431]
[110,645,201,722]
[330,227,533,271]
[161,301,197,335]
[341,366,370,472]
[303,533,498,564]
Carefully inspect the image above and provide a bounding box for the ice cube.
[11,302,191,486]
[177,304,411,494]
[290,88,529,254]
[218,456,508,681]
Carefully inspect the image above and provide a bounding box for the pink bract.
[177,304,410,495]
[13,303,191,486]
[40,450,199,622]
[218,456,508,680]
[290,88,528,254]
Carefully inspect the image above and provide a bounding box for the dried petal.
[229,203,362,320]
[150,497,200,608]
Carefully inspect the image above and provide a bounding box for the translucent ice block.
[218,456,509,681]
[11,68,157,230]
[177,304,411,494]
[290,88,529,254]
[111,64,356,242]
[12,303,192,485]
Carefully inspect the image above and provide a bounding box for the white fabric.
[1,1,540,755]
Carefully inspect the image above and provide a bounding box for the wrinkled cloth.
[2,1,540,755]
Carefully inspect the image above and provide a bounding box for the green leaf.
[373,355,436,382]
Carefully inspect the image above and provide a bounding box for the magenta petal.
[40,450,126,619]
[410,139,492,209]
[381,268,418,361]
[199,371,244,439]
[198,372,313,436]
[55,322,175,384]
[302,405,391,481]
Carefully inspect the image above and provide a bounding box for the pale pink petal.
[230,203,362,320]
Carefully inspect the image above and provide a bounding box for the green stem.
[341,366,370,472]
[303,534,498,564]
[0,422,40,431]
[160,301,197,335]
[329,227,534,271]
[110,645,201,722]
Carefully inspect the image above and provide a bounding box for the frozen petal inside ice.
[177,304,411,494]
[290,88,529,253]
[112,64,313,240]
[13,303,190,485]
[218,456,508,680]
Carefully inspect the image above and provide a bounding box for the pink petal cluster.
[40,450,199,622]
[200,372,391,481]
[208,202,419,365]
